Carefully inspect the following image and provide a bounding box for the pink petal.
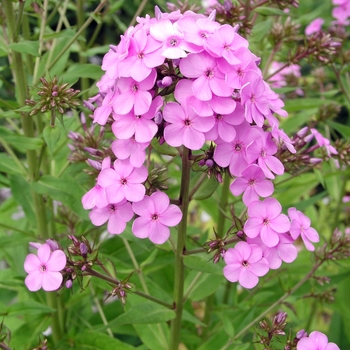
[242,186,259,206]
[164,124,185,147]
[108,213,127,234]
[41,271,63,291]
[24,254,41,273]
[37,244,51,264]
[159,205,182,227]
[230,178,248,196]
[223,264,241,283]
[151,191,170,214]
[270,214,291,233]
[25,270,43,292]
[236,241,252,261]
[239,268,259,289]
[254,179,274,198]
[148,221,170,244]
[132,216,152,239]
[304,227,319,243]
[260,226,279,248]
[46,250,66,272]
[265,155,284,175]
[244,217,263,238]
[89,206,110,226]
[248,244,263,264]
[278,243,297,263]
[249,258,269,277]
[224,248,242,265]
[183,127,205,150]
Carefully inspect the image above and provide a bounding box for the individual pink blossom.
[297,331,340,350]
[213,121,261,177]
[111,96,162,143]
[93,87,118,125]
[223,241,269,289]
[132,191,182,244]
[244,198,291,248]
[89,200,134,235]
[305,18,324,35]
[98,159,148,203]
[268,62,301,89]
[179,51,233,101]
[288,208,320,251]
[241,70,270,127]
[111,138,148,168]
[82,157,111,210]
[24,243,66,292]
[163,101,215,150]
[230,164,274,206]
[150,19,199,58]
[247,234,297,269]
[112,69,156,115]
[310,129,338,157]
[246,129,285,179]
[117,27,164,81]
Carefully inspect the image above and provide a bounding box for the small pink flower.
[244,198,291,248]
[288,208,320,251]
[297,331,340,350]
[223,241,269,289]
[132,191,182,244]
[305,18,324,35]
[24,243,66,292]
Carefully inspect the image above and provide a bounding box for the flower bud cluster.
[25,76,80,117]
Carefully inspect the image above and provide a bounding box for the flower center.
[170,38,178,46]
[205,69,214,79]
[200,31,207,38]
[234,142,243,152]
[250,94,256,103]
[248,178,256,186]
[215,113,223,121]
[184,119,191,126]
[138,52,144,59]
[260,149,266,158]
[263,218,270,226]
[40,264,47,272]
[242,260,249,267]
[132,84,138,92]
[120,178,128,185]
[152,214,159,221]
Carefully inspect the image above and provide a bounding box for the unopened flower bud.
[296,329,308,339]
[66,280,73,288]
[80,243,88,256]
[155,111,163,125]
[205,159,214,167]
[46,239,59,251]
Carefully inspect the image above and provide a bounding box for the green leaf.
[151,138,178,156]
[98,302,175,329]
[327,120,350,138]
[9,174,36,223]
[197,329,229,350]
[70,331,136,350]
[7,301,55,316]
[133,323,170,350]
[185,271,223,301]
[253,7,291,16]
[140,248,158,268]
[190,173,219,200]
[31,175,88,219]
[284,98,333,112]
[184,255,223,275]
[0,134,43,152]
[0,153,24,175]
[43,125,61,156]
[61,64,103,84]
[8,40,40,57]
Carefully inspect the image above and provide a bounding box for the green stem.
[47,0,108,73]
[217,174,231,237]
[169,147,191,350]
[90,284,114,337]
[0,222,35,236]
[129,0,149,27]
[85,268,173,309]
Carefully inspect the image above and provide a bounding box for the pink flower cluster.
[82,7,320,286]
[297,331,340,350]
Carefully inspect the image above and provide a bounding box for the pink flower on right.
[297,331,340,350]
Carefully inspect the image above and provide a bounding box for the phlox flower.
[112,96,162,143]
[241,70,270,127]
[89,200,134,235]
[117,27,164,81]
[24,243,66,292]
[111,138,148,168]
[98,159,148,203]
[150,19,198,58]
[247,234,297,270]
[112,69,156,115]
[132,191,182,244]
[206,24,247,65]
[82,157,111,210]
[244,198,291,248]
[310,128,338,157]
[163,101,215,150]
[229,164,274,206]
[213,121,261,177]
[297,331,340,350]
[246,129,285,179]
[223,241,269,289]
[288,208,320,251]
[179,51,233,101]
[305,18,324,35]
